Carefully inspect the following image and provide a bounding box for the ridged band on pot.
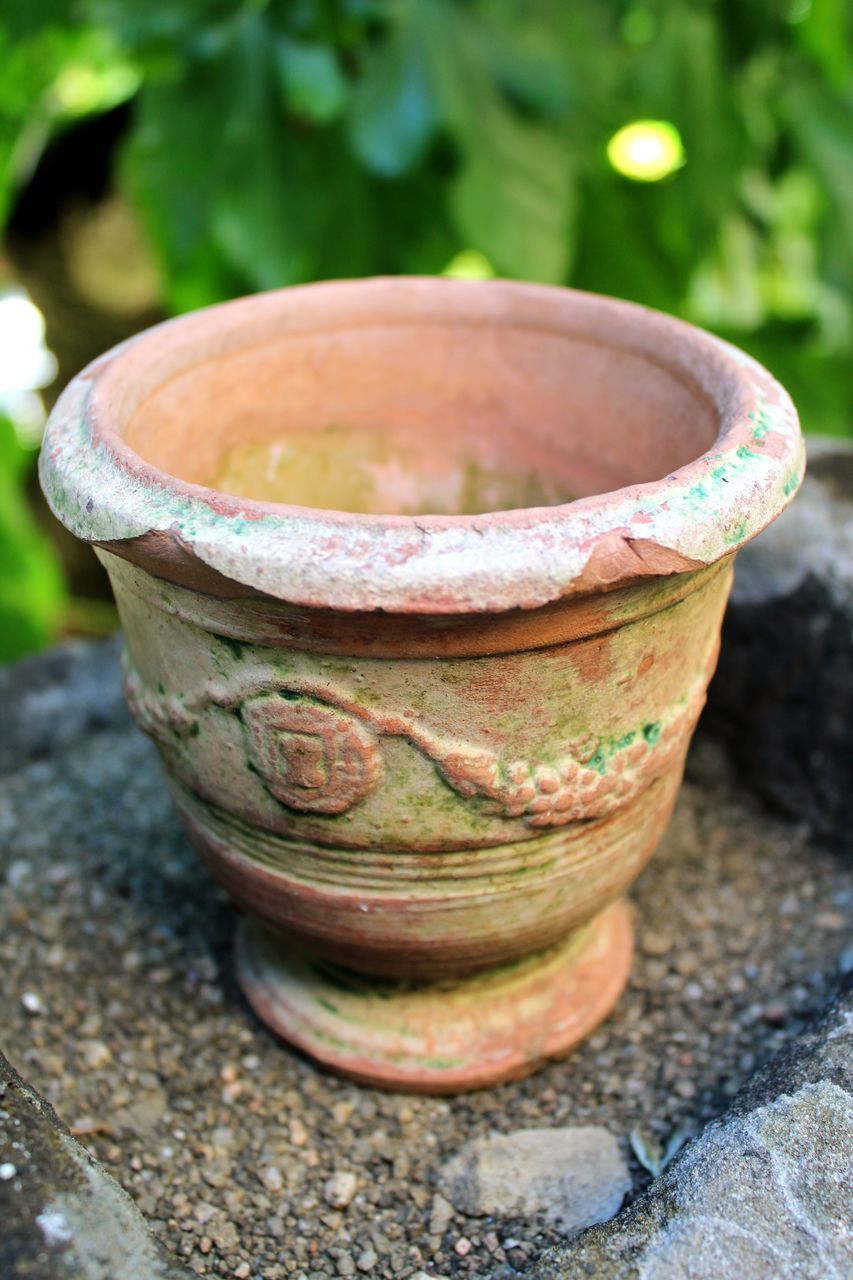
[38,278,803,1088]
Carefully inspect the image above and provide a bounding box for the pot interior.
[119,312,718,517]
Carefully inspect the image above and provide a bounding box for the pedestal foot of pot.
[236,900,633,1093]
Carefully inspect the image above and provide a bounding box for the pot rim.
[39,276,803,615]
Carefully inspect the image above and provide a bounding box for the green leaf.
[451,113,574,283]
[123,37,243,307]
[275,38,348,124]
[795,0,850,87]
[0,415,65,662]
[211,16,326,290]
[125,10,321,302]
[220,14,377,289]
[82,0,220,59]
[477,21,573,119]
[348,6,438,177]
[426,6,575,282]
[570,174,686,313]
[787,80,853,277]
[0,0,71,40]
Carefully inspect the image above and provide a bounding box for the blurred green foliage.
[0,0,851,659]
[0,413,65,660]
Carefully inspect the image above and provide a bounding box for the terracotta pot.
[40,278,802,1091]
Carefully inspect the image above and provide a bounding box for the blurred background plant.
[0,0,850,660]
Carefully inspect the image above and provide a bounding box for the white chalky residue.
[36,1208,73,1245]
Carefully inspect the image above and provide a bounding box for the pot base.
[236,899,633,1093]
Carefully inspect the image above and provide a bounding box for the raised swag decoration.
[122,653,705,828]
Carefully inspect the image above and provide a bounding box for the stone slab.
[0,1050,192,1279]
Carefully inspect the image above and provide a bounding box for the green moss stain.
[213,634,245,661]
[725,516,748,545]
[210,427,566,516]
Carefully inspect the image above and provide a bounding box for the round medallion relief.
[242,695,382,815]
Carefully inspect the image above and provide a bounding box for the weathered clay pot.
[40,279,802,1091]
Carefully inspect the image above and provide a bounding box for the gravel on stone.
[1,646,852,1279]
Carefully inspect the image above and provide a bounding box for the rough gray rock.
[0,1050,191,1279]
[704,437,853,848]
[438,1127,631,1234]
[531,981,853,1280]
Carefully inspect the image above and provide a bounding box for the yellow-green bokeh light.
[607,120,685,183]
[442,249,496,280]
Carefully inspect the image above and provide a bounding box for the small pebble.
[36,1210,72,1246]
[201,1157,232,1189]
[211,1219,239,1251]
[429,1192,454,1238]
[814,911,845,931]
[324,1170,357,1208]
[356,1246,377,1272]
[640,931,673,957]
[0,1163,17,1180]
[258,1165,283,1193]
[762,1000,788,1025]
[79,1039,112,1070]
[21,992,43,1015]
[289,1117,309,1147]
[6,860,31,888]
